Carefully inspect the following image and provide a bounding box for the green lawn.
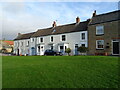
[2,56,119,88]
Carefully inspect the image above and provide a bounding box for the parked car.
[44,49,63,56]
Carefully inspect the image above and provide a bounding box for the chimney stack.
[52,21,56,27]
[18,33,21,36]
[93,10,96,17]
[76,17,80,23]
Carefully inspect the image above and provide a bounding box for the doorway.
[75,44,78,55]
[112,41,119,55]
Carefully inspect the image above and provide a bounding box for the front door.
[51,45,53,50]
[113,41,119,55]
[75,44,78,55]
[40,45,44,55]
[31,47,35,55]
[60,46,64,54]
[17,49,19,56]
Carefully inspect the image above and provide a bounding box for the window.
[31,38,34,42]
[60,46,64,49]
[40,38,43,42]
[96,25,104,35]
[96,40,104,49]
[18,42,19,47]
[27,41,29,46]
[52,29,56,33]
[51,36,53,42]
[81,44,85,47]
[81,33,85,40]
[62,35,66,41]
[21,42,23,46]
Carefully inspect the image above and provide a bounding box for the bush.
[78,46,88,55]
[65,48,71,56]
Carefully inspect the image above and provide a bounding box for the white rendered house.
[14,17,89,56]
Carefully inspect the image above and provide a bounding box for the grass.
[2,56,119,88]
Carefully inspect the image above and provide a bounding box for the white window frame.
[61,35,66,41]
[50,36,53,42]
[40,37,44,43]
[81,33,85,40]
[96,25,104,35]
[31,38,34,42]
[26,41,29,46]
[96,40,104,49]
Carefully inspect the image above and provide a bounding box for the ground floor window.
[81,44,85,47]
[96,40,104,49]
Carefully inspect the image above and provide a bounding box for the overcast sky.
[0,0,119,40]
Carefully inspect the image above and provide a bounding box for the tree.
[65,48,71,56]
[77,46,88,55]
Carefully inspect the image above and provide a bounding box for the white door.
[40,45,44,55]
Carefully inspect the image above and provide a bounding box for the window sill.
[96,48,104,50]
[96,34,104,36]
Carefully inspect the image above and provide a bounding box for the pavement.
[0,53,11,56]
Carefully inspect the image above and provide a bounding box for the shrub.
[65,48,71,56]
[77,46,88,55]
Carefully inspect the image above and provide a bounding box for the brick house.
[88,10,120,55]
[0,40,14,53]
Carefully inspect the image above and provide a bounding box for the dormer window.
[52,29,56,33]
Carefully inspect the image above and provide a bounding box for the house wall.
[88,20,120,55]
[14,39,30,55]
[31,31,88,55]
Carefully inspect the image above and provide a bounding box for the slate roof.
[89,10,120,25]
[31,20,89,37]
[14,32,35,40]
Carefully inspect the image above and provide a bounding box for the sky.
[0,0,119,40]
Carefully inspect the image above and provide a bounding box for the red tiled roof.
[3,41,14,45]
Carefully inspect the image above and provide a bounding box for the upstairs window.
[81,33,85,40]
[96,40,104,49]
[51,36,53,42]
[27,41,29,46]
[62,35,66,41]
[18,42,19,47]
[96,25,104,35]
[21,42,23,46]
[40,38,43,42]
[31,38,34,42]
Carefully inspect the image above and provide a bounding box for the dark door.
[17,49,19,56]
[113,42,119,55]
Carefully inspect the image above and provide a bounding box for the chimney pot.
[52,21,56,27]
[76,17,80,23]
[93,10,96,17]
